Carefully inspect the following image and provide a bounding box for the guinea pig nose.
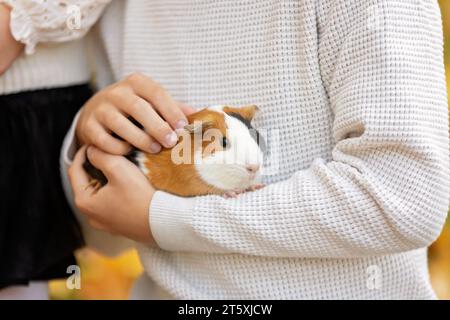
[246,164,260,174]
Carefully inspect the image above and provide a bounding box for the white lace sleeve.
[2,0,110,54]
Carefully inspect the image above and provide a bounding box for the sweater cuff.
[151,191,215,252]
[61,110,81,167]
[150,191,196,251]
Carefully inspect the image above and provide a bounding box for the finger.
[86,145,129,182]
[68,145,90,189]
[68,146,94,212]
[87,120,132,155]
[100,109,162,153]
[126,73,188,130]
[113,94,178,148]
[178,102,196,116]
[88,219,108,231]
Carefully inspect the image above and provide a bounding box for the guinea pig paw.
[223,191,238,198]
[247,184,266,192]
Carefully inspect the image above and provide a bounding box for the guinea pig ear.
[184,121,214,134]
[223,105,259,121]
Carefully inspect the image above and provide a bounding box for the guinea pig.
[83,105,265,197]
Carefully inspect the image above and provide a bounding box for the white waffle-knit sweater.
[61,0,450,299]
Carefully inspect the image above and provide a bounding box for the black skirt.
[0,84,92,288]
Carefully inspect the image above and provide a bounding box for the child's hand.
[76,73,195,155]
[68,145,156,244]
[0,4,24,75]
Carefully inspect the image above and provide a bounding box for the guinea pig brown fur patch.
[140,109,229,196]
[223,105,258,121]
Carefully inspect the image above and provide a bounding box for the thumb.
[86,146,126,182]
[68,145,90,188]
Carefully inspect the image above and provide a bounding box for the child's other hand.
[0,4,24,75]
[76,73,195,155]
[68,145,156,244]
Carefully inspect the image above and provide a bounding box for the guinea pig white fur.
[192,105,263,192]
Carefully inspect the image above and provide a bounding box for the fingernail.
[150,142,162,153]
[165,132,178,147]
[175,119,188,129]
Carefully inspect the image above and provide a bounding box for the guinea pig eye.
[221,137,228,148]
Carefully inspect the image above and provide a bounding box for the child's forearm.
[0,4,23,75]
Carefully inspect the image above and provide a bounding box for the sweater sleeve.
[2,0,110,54]
[149,0,450,258]
[60,112,136,257]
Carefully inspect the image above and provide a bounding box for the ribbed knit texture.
[0,40,90,95]
[62,0,449,299]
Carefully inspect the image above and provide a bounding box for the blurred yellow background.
[428,0,450,300]
[49,0,450,300]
